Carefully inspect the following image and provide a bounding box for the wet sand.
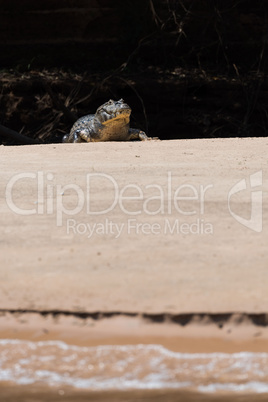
[1,386,268,402]
[1,312,268,353]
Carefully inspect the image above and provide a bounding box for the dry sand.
[0,138,268,400]
[1,138,268,314]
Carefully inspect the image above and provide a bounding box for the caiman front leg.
[62,129,89,143]
[76,129,92,143]
[127,128,159,141]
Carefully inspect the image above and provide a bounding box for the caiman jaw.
[102,113,130,126]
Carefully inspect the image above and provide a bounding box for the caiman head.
[95,99,131,126]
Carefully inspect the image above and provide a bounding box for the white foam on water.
[199,382,268,393]
[0,340,268,392]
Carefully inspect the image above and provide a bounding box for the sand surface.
[0,138,267,314]
[1,138,268,399]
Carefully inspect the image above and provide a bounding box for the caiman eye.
[108,99,114,104]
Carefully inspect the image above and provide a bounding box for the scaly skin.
[63,99,157,143]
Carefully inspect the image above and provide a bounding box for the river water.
[1,340,268,393]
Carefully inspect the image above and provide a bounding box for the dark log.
[0,124,40,145]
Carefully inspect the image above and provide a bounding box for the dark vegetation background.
[0,0,268,144]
